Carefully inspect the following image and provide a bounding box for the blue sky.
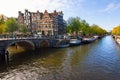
[0,0,120,31]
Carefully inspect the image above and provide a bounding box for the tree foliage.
[21,24,27,34]
[112,25,120,35]
[6,17,19,33]
[66,17,81,35]
[80,20,91,35]
[66,17,107,36]
[0,17,6,34]
[0,16,5,24]
[0,24,6,34]
[90,24,107,35]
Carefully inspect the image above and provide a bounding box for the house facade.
[18,9,66,36]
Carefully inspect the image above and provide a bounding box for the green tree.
[6,17,19,34]
[21,24,27,34]
[0,24,6,34]
[66,17,107,36]
[80,20,90,35]
[67,17,74,33]
[67,17,81,35]
[0,16,5,24]
[0,17,6,34]
[66,25,71,34]
[73,17,81,34]
[91,24,107,35]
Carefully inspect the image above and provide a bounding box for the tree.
[66,17,107,36]
[67,17,81,35]
[73,17,81,34]
[80,20,90,35]
[0,24,6,34]
[112,25,120,35]
[21,24,27,34]
[67,17,75,33]
[6,17,19,34]
[0,16,5,24]
[0,17,6,34]
[66,25,71,34]
[91,24,107,35]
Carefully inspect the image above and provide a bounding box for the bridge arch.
[39,39,50,47]
[5,40,35,52]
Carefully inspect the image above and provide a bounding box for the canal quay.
[0,35,120,80]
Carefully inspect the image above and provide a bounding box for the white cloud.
[0,0,84,18]
[99,2,120,12]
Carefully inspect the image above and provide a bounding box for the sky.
[0,0,120,31]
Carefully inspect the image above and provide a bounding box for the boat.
[82,36,98,44]
[54,39,70,48]
[116,36,120,45]
[69,36,82,46]
[57,43,70,48]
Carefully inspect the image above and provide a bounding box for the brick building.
[18,9,66,36]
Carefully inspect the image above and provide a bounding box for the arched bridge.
[0,38,62,63]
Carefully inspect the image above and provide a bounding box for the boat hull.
[57,44,70,48]
[70,39,81,45]
[82,37,97,44]
[54,39,70,48]
[116,38,120,45]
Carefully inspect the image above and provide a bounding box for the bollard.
[5,51,9,64]
[0,50,9,64]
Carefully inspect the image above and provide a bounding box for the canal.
[0,36,120,80]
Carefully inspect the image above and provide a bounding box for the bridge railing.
[0,35,69,40]
[0,36,56,40]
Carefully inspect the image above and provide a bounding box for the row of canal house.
[18,9,66,36]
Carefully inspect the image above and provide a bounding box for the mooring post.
[0,50,9,64]
[5,51,9,64]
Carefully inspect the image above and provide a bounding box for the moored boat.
[116,36,120,45]
[54,39,70,48]
[82,36,98,44]
[69,36,82,46]
[57,43,70,48]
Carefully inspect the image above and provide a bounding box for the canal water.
[0,36,120,80]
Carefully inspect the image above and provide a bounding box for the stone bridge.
[0,38,62,64]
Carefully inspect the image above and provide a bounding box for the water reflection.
[1,36,120,80]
